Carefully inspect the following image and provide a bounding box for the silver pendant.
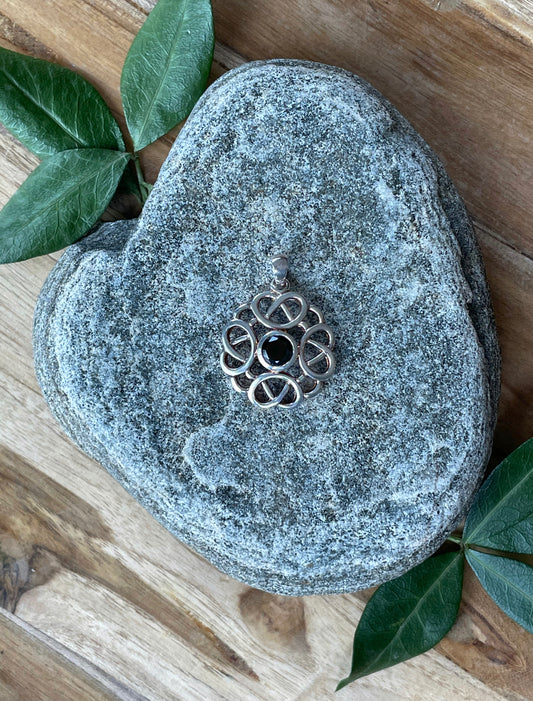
[220,255,336,409]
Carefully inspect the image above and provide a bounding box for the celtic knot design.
[221,261,336,409]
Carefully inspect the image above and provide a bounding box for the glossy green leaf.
[0,47,124,157]
[464,437,533,553]
[120,0,214,151]
[0,149,129,263]
[466,550,533,633]
[337,552,464,689]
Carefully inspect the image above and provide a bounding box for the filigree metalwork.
[220,256,336,409]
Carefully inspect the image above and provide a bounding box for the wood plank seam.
[0,606,147,700]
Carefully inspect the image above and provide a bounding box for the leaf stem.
[133,156,153,205]
[446,533,463,545]
[464,542,533,566]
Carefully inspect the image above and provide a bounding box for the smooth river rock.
[33,59,500,595]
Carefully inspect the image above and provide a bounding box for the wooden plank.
[0,0,532,698]
[0,405,510,701]
[466,0,533,43]
[478,228,533,455]
[12,565,511,700]
[0,607,141,700]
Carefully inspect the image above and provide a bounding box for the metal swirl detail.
[220,319,256,377]
[251,291,308,329]
[299,323,336,381]
[248,373,304,409]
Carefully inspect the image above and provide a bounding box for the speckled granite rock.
[33,59,499,595]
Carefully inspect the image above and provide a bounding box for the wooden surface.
[0,0,532,698]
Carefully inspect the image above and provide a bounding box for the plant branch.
[446,532,463,545]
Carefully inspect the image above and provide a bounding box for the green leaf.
[337,552,464,689]
[464,437,533,553]
[120,0,214,151]
[466,549,533,634]
[0,149,130,263]
[0,46,124,157]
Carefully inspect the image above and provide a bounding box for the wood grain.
[478,228,533,456]
[0,0,532,698]
[0,607,140,700]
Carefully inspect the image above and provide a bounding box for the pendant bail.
[271,254,289,292]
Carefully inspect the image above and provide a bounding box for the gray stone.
[33,59,500,595]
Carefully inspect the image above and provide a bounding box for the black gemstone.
[262,334,294,366]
